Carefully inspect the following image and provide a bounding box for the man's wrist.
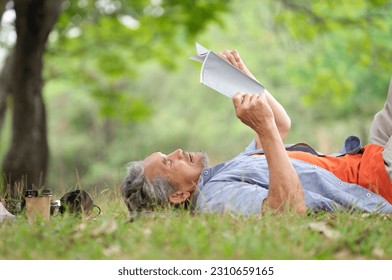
[254,118,277,139]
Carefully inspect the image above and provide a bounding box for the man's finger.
[232,92,245,107]
[232,50,242,64]
[221,50,238,68]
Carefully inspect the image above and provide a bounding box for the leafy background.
[1,0,391,195]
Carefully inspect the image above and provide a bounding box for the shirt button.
[338,182,343,186]
[312,165,317,168]
[203,170,209,175]
[366,193,371,198]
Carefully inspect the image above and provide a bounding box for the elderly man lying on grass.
[121,50,392,219]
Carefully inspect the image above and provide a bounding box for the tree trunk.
[2,0,63,198]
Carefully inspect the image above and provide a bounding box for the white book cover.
[191,42,266,98]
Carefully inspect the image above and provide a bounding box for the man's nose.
[167,149,183,159]
[173,149,184,159]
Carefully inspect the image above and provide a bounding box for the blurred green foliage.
[275,0,392,119]
[1,0,391,193]
[46,0,230,121]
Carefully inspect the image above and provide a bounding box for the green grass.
[1,193,392,260]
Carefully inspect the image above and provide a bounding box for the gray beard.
[200,152,209,168]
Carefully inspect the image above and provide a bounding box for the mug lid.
[41,189,52,196]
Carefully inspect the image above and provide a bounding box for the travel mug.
[25,189,52,223]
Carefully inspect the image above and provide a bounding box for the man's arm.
[233,92,307,214]
[219,50,291,148]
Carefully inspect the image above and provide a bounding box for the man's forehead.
[143,152,161,166]
[143,152,165,180]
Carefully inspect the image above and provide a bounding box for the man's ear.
[169,191,191,205]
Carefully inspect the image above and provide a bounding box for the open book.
[190,43,266,98]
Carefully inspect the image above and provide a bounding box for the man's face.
[143,149,208,192]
